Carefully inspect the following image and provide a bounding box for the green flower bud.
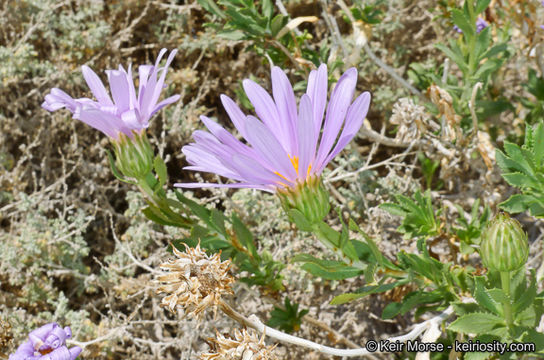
[277,176,330,227]
[480,213,529,272]
[112,130,154,180]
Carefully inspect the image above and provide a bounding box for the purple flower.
[453,17,488,34]
[42,49,180,140]
[9,323,81,360]
[175,65,371,193]
[476,17,488,33]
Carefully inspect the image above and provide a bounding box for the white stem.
[220,301,454,357]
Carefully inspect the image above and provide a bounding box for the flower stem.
[500,271,513,329]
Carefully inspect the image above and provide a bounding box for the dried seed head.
[390,97,431,142]
[200,328,278,360]
[156,244,234,319]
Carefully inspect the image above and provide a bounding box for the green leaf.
[232,214,258,258]
[379,203,406,216]
[382,302,402,319]
[197,0,227,18]
[448,312,505,335]
[292,254,364,280]
[176,193,210,222]
[261,0,273,20]
[217,29,247,41]
[503,142,535,175]
[289,209,312,232]
[516,305,537,327]
[533,122,544,168]
[501,172,539,189]
[499,194,533,214]
[210,209,227,236]
[435,43,469,74]
[474,277,501,315]
[142,205,179,227]
[270,14,286,37]
[267,298,308,333]
[331,281,404,305]
[451,8,474,37]
[475,0,491,13]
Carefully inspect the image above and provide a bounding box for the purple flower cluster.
[42,49,180,140]
[9,323,81,360]
[175,65,371,193]
[453,17,488,34]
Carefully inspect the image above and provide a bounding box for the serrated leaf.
[513,275,536,314]
[501,172,539,189]
[503,142,535,175]
[448,312,505,335]
[516,305,537,327]
[474,277,501,315]
[499,193,541,214]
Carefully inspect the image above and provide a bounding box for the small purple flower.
[175,65,371,193]
[476,17,488,33]
[9,323,81,360]
[42,49,180,140]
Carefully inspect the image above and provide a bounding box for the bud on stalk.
[480,213,529,272]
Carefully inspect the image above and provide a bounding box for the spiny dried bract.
[200,329,278,360]
[156,244,234,319]
[390,97,433,142]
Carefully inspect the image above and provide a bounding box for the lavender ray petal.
[242,79,288,150]
[306,64,328,138]
[244,115,297,182]
[140,49,174,120]
[106,70,130,113]
[231,153,286,185]
[271,66,298,155]
[137,65,154,102]
[200,116,257,159]
[174,182,273,192]
[220,94,248,138]
[150,94,181,117]
[315,68,357,172]
[81,66,113,106]
[297,94,316,180]
[318,91,370,172]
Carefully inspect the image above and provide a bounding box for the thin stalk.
[500,271,513,329]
